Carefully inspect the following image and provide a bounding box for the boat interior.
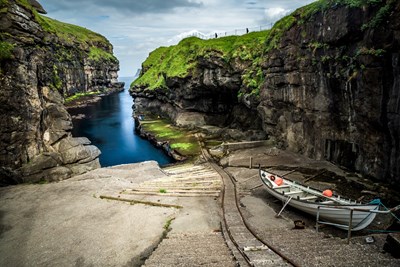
[261,170,347,205]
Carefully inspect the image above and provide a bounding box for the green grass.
[163,217,175,230]
[140,119,200,156]
[36,15,117,63]
[132,31,269,96]
[132,0,389,96]
[88,47,117,63]
[159,188,167,193]
[170,143,195,151]
[36,15,107,47]
[264,15,297,51]
[0,40,14,61]
[52,65,62,90]
[65,91,101,103]
[1,0,116,63]
[361,0,395,30]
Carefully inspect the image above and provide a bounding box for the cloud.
[42,0,203,15]
[167,29,228,43]
[39,0,316,77]
[264,7,291,21]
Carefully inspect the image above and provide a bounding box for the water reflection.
[69,77,174,167]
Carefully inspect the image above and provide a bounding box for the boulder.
[19,152,62,176]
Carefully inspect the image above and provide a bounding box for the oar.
[304,169,327,183]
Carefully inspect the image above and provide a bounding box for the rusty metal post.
[347,209,354,244]
[316,206,320,233]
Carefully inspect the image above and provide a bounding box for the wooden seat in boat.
[284,190,303,196]
[299,195,318,201]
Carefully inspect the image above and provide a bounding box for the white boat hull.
[260,170,379,231]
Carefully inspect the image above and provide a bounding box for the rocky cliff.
[0,0,123,185]
[131,0,400,184]
[131,32,268,140]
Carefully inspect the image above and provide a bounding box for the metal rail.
[199,141,299,266]
[316,205,394,244]
[186,24,274,40]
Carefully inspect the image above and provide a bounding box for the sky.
[39,0,316,78]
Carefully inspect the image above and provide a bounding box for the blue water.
[70,77,174,167]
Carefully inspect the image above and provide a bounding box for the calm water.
[70,77,174,167]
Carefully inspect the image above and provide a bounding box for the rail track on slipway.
[199,144,298,267]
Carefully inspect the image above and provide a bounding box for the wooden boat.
[259,169,387,231]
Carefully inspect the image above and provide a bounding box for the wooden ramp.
[143,232,236,267]
[122,164,222,197]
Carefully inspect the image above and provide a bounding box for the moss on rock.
[132,31,269,95]
[0,40,14,61]
[133,0,389,97]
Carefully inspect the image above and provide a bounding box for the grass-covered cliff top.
[132,0,392,94]
[132,31,268,91]
[0,0,117,63]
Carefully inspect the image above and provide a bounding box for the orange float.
[322,189,333,197]
[274,177,283,186]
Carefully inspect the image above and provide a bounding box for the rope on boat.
[366,229,400,233]
[366,199,400,233]
[374,199,400,223]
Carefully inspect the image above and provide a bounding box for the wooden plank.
[121,191,220,197]
[299,195,318,201]
[133,186,222,190]
[170,173,218,179]
[129,188,221,194]
[99,195,183,209]
[143,180,221,185]
[284,190,303,196]
[154,177,221,182]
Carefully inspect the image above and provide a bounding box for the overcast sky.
[39,0,315,77]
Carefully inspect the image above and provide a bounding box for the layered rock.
[258,0,400,183]
[131,39,266,141]
[131,0,400,184]
[0,0,122,184]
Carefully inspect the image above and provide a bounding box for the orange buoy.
[275,177,283,186]
[322,189,333,197]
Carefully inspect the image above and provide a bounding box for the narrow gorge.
[131,0,400,185]
[0,0,123,184]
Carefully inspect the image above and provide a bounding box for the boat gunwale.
[259,169,379,208]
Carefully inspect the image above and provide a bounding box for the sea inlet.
[69,77,174,167]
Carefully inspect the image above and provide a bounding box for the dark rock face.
[132,54,263,132]
[0,1,122,184]
[28,0,46,14]
[132,1,400,184]
[258,2,400,183]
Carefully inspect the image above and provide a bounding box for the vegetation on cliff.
[1,0,120,184]
[1,0,122,102]
[0,40,14,61]
[132,0,394,97]
[132,31,268,95]
[37,15,116,62]
[0,0,117,63]
[140,118,200,157]
[38,17,117,64]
